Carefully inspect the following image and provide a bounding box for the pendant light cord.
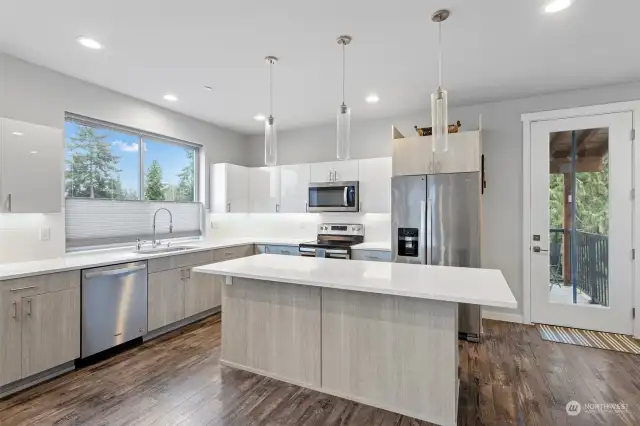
[342,42,346,106]
[438,22,443,89]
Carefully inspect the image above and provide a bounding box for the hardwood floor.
[0,315,638,426]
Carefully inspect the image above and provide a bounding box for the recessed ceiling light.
[254,114,266,121]
[77,37,103,50]
[12,132,24,136]
[30,151,38,155]
[163,94,178,102]
[545,0,572,13]
[366,94,380,104]
[204,86,213,91]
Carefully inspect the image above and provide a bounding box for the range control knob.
[351,226,356,231]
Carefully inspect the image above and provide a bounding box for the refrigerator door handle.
[420,199,427,264]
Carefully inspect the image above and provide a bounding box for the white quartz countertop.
[0,238,310,281]
[193,254,517,309]
[351,242,391,251]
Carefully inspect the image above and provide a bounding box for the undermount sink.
[134,246,198,255]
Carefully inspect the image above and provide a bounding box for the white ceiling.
[0,0,638,134]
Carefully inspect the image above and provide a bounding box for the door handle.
[343,187,348,206]
[532,246,549,253]
[84,264,146,279]
[26,299,32,316]
[12,301,17,319]
[10,286,37,292]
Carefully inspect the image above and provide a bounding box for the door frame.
[522,101,640,338]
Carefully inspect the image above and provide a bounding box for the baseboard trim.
[143,306,221,342]
[482,310,524,324]
[0,362,75,399]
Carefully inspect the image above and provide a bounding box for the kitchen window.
[64,114,202,250]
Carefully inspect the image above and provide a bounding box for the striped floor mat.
[537,324,640,354]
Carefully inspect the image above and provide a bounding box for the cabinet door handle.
[333,171,338,181]
[10,286,37,292]
[7,193,11,212]
[26,299,32,316]
[436,161,441,173]
[276,204,279,212]
[327,171,332,182]
[305,202,308,212]
[281,250,291,254]
[12,301,17,319]
[227,202,231,212]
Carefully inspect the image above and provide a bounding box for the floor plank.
[0,316,638,425]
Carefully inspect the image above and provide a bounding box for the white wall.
[0,53,247,263]
[245,80,640,317]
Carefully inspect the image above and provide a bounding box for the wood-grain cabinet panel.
[222,278,321,387]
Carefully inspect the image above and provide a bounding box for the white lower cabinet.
[0,271,80,387]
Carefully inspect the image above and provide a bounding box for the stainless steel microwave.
[308,181,359,212]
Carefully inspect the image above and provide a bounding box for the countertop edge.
[192,267,518,309]
[0,239,307,281]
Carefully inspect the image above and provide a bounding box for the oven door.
[308,181,359,213]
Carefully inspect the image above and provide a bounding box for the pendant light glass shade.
[337,104,351,160]
[431,87,448,153]
[336,35,352,161]
[265,115,277,166]
[264,56,278,166]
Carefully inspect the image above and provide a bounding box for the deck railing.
[548,228,609,306]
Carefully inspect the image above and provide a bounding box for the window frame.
[64,113,201,203]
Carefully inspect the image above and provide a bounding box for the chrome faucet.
[152,208,173,248]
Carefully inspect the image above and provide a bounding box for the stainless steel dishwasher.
[81,261,148,358]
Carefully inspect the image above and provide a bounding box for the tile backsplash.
[207,213,391,242]
[0,214,65,263]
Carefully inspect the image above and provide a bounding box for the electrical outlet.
[39,227,51,241]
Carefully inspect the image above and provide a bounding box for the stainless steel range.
[299,223,364,259]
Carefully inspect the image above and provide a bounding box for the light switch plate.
[39,227,51,241]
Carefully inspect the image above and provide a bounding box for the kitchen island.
[193,254,516,426]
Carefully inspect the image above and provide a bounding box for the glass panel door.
[530,112,633,334]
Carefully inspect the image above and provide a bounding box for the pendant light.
[264,56,278,166]
[431,9,450,153]
[336,35,352,161]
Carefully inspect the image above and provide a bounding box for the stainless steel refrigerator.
[392,173,482,342]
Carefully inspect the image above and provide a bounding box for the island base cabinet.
[148,269,185,332]
[21,288,80,379]
[321,289,459,426]
[221,278,321,388]
[184,271,222,318]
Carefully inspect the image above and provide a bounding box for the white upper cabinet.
[0,118,63,213]
[392,135,433,177]
[310,161,358,183]
[280,164,310,213]
[249,166,281,213]
[435,131,481,174]
[210,163,249,213]
[392,126,481,176]
[358,157,392,213]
